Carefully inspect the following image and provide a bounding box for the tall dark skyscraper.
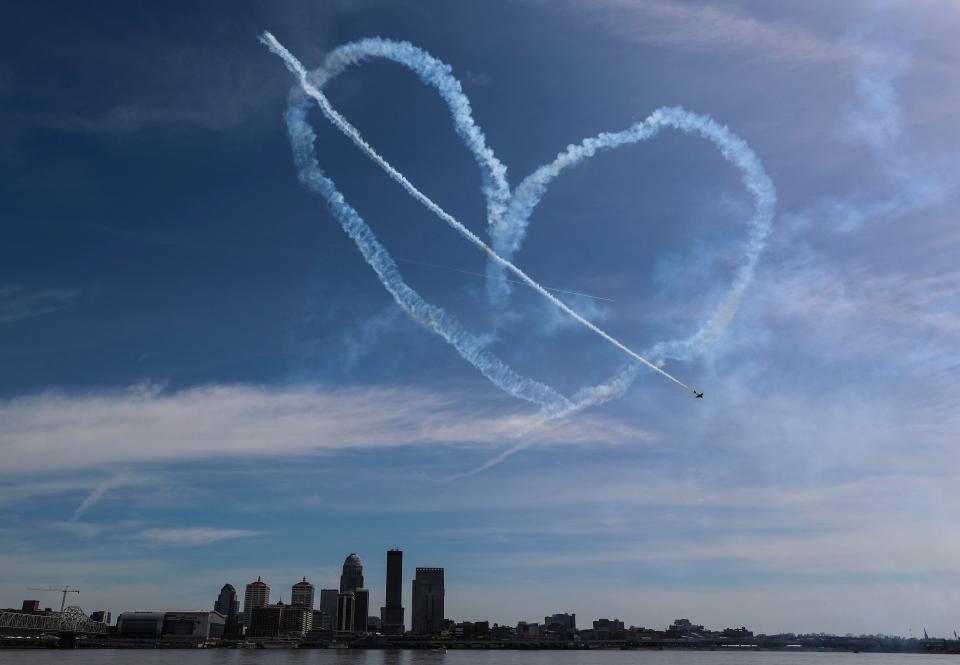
[411,567,444,635]
[380,549,404,634]
[214,583,239,623]
[340,553,364,592]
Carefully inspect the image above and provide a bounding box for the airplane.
[694,391,704,399]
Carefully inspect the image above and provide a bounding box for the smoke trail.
[262,32,700,396]
[282,87,571,414]
[313,39,512,233]
[259,33,776,471]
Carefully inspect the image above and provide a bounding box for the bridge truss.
[0,606,107,634]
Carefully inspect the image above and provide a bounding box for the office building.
[311,609,333,631]
[247,601,313,639]
[380,548,404,634]
[214,584,240,623]
[338,553,369,632]
[284,605,313,637]
[319,589,338,615]
[455,621,489,640]
[335,592,355,632]
[291,577,315,609]
[340,553,364,592]
[21,600,40,613]
[354,588,370,632]
[242,577,269,625]
[248,603,284,638]
[545,613,576,631]
[411,567,444,634]
[517,621,541,638]
[593,618,626,639]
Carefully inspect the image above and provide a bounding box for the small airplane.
[694,391,704,399]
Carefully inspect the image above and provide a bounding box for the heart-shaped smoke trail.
[259,32,776,470]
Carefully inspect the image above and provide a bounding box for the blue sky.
[1,0,959,636]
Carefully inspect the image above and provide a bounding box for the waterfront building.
[291,577,315,609]
[214,584,240,622]
[116,610,225,641]
[411,567,444,634]
[593,618,626,639]
[337,553,369,632]
[340,552,364,592]
[380,548,405,634]
[242,576,269,626]
[319,588,338,615]
[248,602,284,638]
[455,620,489,640]
[284,604,313,636]
[665,618,704,638]
[354,588,370,632]
[335,592,355,632]
[545,612,576,631]
[311,609,333,631]
[516,621,541,638]
[90,610,111,625]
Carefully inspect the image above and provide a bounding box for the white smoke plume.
[259,33,776,469]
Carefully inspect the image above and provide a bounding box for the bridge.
[0,606,108,636]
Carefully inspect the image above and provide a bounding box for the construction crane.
[27,586,80,612]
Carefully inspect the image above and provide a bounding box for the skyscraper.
[411,567,444,635]
[380,549,404,634]
[214,584,240,623]
[242,577,269,626]
[338,553,369,632]
[340,552,364,592]
[354,588,370,632]
[319,588,338,614]
[335,592,355,632]
[291,577,315,609]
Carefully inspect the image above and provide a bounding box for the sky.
[1,0,959,637]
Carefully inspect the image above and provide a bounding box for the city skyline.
[2,0,959,639]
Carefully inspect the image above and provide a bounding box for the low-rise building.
[116,610,225,641]
[592,618,626,640]
[666,618,705,638]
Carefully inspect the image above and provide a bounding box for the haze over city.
[1,0,958,639]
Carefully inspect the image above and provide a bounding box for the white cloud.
[0,384,655,473]
[135,528,262,546]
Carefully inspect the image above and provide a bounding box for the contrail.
[261,32,701,396]
[392,256,615,303]
[69,472,132,522]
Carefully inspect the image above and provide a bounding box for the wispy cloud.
[0,286,81,324]
[791,3,953,233]
[0,384,654,473]
[542,0,854,63]
[135,527,263,546]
